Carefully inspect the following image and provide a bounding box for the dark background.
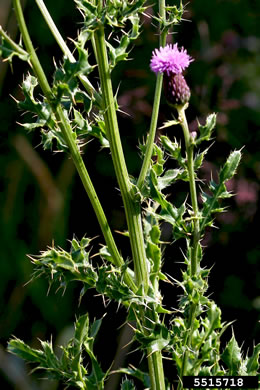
[0,0,259,388]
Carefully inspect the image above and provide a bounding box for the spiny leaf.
[157,168,186,190]
[30,238,98,289]
[160,136,187,175]
[121,378,136,390]
[221,333,242,375]
[219,150,242,183]
[117,367,150,387]
[16,74,70,152]
[152,143,166,176]
[0,33,29,63]
[19,75,54,124]
[8,315,107,389]
[154,2,183,29]
[146,183,188,240]
[40,341,60,369]
[246,344,260,374]
[52,48,94,108]
[134,323,171,353]
[74,314,89,347]
[8,338,45,364]
[82,317,106,388]
[196,113,217,145]
[194,147,209,171]
[72,109,109,148]
[201,150,242,231]
[159,119,180,129]
[161,136,182,162]
[55,47,94,84]
[208,303,222,330]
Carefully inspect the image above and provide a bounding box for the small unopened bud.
[190,131,197,139]
[164,73,191,106]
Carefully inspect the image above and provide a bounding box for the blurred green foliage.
[0,0,259,388]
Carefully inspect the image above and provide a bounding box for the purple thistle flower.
[150,43,193,76]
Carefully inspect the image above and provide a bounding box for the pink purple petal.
[150,43,193,75]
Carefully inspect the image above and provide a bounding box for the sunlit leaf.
[222,334,242,375]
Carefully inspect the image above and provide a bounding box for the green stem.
[93,24,149,292]
[34,0,102,107]
[93,17,166,390]
[139,0,167,387]
[13,0,136,293]
[178,105,200,276]
[147,350,166,390]
[177,302,196,390]
[0,26,28,58]
[137,0,167,190]
[177,105,201,388]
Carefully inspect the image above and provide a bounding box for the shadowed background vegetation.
[0,0,259,388]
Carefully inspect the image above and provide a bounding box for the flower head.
[164,73,191,106]
[150,43,193,76]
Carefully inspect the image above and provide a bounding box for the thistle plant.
[1,0,259,389]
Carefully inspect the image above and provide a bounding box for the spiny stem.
[138,0,167,387]
[93,23,149,292]
[92,1,166,385]
[147,350,166,390]
[12,0,136,293]
[0,26,28,58]
[137,0,167,190]
[177,105,201,388]
[178,105,200,275]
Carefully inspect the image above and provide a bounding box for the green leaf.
[0,35,29,63]
[73,109,109,148]
[8,314,107,389]
[150,225,160,244]
[154,2,183,29]
[8,338,45,364]
[134,323,171,354]
[144,167,188,239]
[194,147,209,171]
[157,169,186,190]
[76,0,146,67]
[52,47,94,107]
[41,128,68,151]
[117,367,150,388]
[221,334,242,375]
[152,144,166,176]
[160,136,182,162]
[75,314,89,347]
[159,119,180,129]
[121,379,136,390]
[30,239,98,289]
[246,344,260,374]
[107,35,130,69]
[146,240,161,267]
[90,318,103,340]
[196,113,217,145]
[208,302,222,331]
[200,149,242,230]
[160,136,188,177]
[15,74,70,152]
[40,341,60,369]
[19,75,52,121]
[76,0,97,16]
[219,150,242,183]
[96,265,134,305]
